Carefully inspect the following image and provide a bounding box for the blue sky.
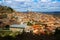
[0,0,60,12]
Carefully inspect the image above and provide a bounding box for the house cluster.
[0,12,60,35]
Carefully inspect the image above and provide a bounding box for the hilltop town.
[0,11,60,34]
[0,11,60,25]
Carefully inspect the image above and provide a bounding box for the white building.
[10,23,27,32]
[10,22,33,33]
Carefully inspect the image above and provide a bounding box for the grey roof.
[10,24,27,29]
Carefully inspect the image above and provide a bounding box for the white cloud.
[41,0,48,2]
[0,1,1,2]
[4,0,12,3]
[6,1,12,3]
[14,0,31,2]
[52,1,57,3]
[41,0,52,2]
[14,0,25,1]
[3,0,60,12]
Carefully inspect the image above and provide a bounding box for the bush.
[0,5,14,13]
[27,22,33,26]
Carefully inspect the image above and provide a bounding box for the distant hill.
[52,12,60,17]
[40,12,60,18]
[0,5,14,13]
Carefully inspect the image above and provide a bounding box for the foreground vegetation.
[0,28,60,40]
[0,31,60,40]
[0,30,22,37]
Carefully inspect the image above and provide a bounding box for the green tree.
[2,14,7,18]
[27,22,33,26]
[0,5,14,13]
